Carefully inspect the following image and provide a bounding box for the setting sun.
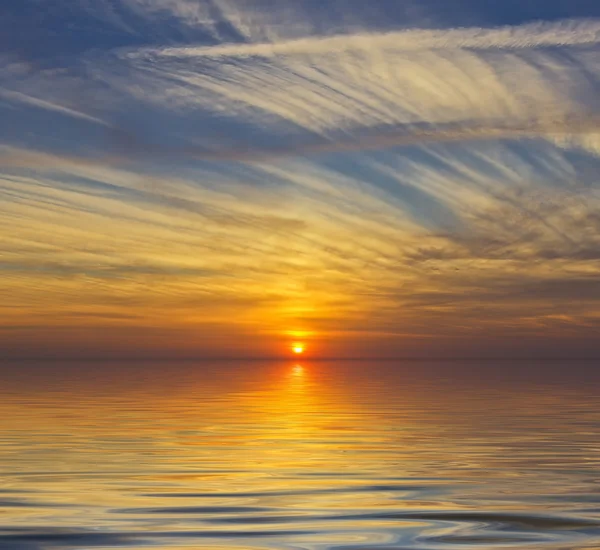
[292,345,304,354]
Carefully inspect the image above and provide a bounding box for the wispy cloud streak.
[0,89,109,126]
[130,17,600,59]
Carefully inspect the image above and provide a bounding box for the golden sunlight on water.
[0,360,599,550]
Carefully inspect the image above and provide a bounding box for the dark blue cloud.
[3,0,600,66]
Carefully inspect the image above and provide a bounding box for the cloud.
[0,89,110,126]
[129,17,600,60]
[4,16,600,162]
[1,137,599,346]
[1,5,600,355]
[79,17,600,169]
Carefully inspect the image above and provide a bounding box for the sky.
[1,0,599,359]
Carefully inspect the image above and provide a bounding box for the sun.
[292,344,304,354]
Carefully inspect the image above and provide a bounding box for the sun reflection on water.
[292,363,305,376]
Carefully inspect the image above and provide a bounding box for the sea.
[0,360,599,550]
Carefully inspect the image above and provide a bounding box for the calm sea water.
[0,360,599,550]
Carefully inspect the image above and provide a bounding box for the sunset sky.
[1,0,599,359]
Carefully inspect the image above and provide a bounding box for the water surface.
[0,360,599,549]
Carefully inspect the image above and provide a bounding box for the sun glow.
[292,344,304,354]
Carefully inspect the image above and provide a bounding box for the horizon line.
[1,356,598,363]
